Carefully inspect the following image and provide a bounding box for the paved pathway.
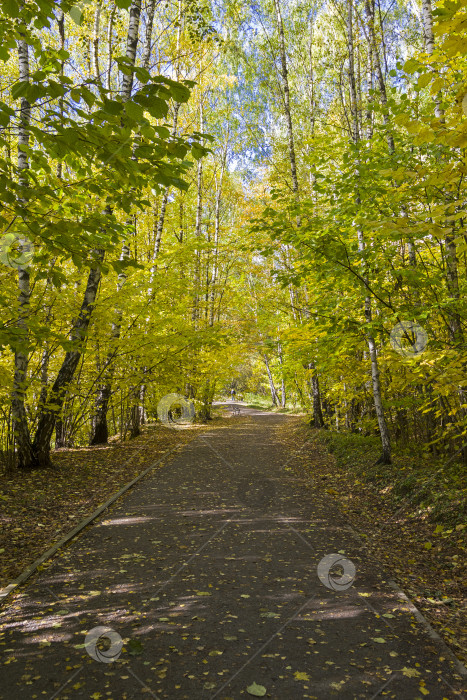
[1,407,465,699]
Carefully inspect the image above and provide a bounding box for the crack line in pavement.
[45,586,60,602]
[368,672,399,699]
[279,517,318,552]
[48,665,83,700]
[128,666,160,699]
[199,436,235,472]
[360,596,395,630]
[209,595,318,699]
[279,438,314,472]
[150,519,232,599]
[278,517,396,630]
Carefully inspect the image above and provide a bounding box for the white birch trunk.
[11,33,35,469]
[92,1,102,87]
[262,354,279,406]
[272,0,299,194]
[347,0,391,463]
[90,1,142,443]
[107,4,116,91]
[192,106,203,327]
[121,0,141,102]
[141,0,156,71]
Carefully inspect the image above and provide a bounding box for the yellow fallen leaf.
[246,682,266,697]
[402,667,421,678]
[294,671,310,681]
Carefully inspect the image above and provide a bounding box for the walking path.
[1,407,465,699]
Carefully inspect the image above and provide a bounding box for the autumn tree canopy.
[0,0,466,469]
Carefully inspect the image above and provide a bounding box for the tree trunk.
[307,362,325,428]
[198,379,212,422]
[107,4,116,91]
[192,106,203,327]
[139,382,146,424]
[38,345,49,409]
[12,33,35,469]
[55,416,67,449]
[32,251,105,465]
[277,342,286,408]
[121,0,141,101]
[272,0,299,194]
[90,1,142,444]
[129,385,141,438]
[89,237,129,445]
[57,10,65,179]
[347,0,391,463]
[147,0,182,275]
[92,1,102,89]
[90,383,112,444]
[365,0,394,152]
[141,0,156,70]
[262,354,279,406]
[149,102,181,278]
[209,141,227,326]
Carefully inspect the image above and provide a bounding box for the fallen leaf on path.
[247,682,266,697]
[294,671,310,681]
[402,667,421,677]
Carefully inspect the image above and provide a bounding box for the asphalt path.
[1,406,465,699]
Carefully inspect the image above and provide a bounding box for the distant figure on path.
[231,388,236,401]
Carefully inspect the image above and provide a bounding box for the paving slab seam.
[0,441,186,605]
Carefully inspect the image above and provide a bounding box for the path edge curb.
[0,442,183,606]
[343,522,467,679]
[308,421,467,684]
[386,578,467,679]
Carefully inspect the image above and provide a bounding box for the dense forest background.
[0,0,466,470]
